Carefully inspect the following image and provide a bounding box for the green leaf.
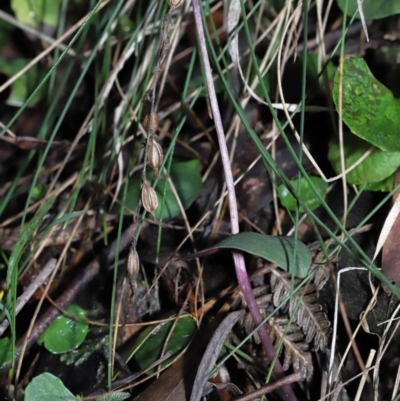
[363,174,395,192]
[11,0,62,27]
[337,0,400,19]
[277,176,328,212]
[187,233,312,278]
[0,338,13,369]
[116,15,134,36]
[120,159,202,219]
[7,196,56,306]
[0,21,13,50]
[332,57,400,152]
[0,57,46,107]
[38,304,88,354]
[328,133,400,189]
[31,183,48,201]
[24,373,75,401]
[124,315,196,375]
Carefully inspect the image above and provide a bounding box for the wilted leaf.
[190,311,245,401]
[185,233,312,278]
[38,304,88,354]
[332,57,400,152]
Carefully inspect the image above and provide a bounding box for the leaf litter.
[0,1,400,401]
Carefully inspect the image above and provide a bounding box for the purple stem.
[191,1,298,400]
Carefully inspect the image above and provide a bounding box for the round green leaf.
[24,373,75,401]
[11,0,62,27]
[128,315,196,375]
[337,0,400,19]
[119,159,202,220]
[31,183,48,201]
[117,15,134,35]
[38,304,88,354]
[277,176,328,212]
[328,133,400,188]
[332,57,400,152]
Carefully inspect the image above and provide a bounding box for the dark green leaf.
[127,315,196,375]
[24,373,75,401]
[46,211,87,229]
[0,21,13,50]
[328,133,400,189]
[0,57,46,106]
[186,233,312,278]
[332,57,400,152]
[7,196,56,306]
[116,15,134,35]
[0,338,13,369]
[277,176,328,212]
[38,304,88,354]
[337,0,400,19]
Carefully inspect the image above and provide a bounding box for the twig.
[0,10,76,56]
[233,372,303,401]
[191,1,298,400]
[0,259,57,336]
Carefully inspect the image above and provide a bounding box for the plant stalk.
[191,1,298,400]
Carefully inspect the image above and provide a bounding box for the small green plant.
[330,57,400,191]
[38,304,89,354]
[278,176,329,213]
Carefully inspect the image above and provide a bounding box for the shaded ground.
[0,1,400,400]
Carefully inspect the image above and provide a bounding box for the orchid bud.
[142,112,159,133]
[168,0,183,7]
[127,248,140,279]
[141,181,158,214]
[148,138,163,174]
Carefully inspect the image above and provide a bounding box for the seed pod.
[168,0,183,7]
[142,112,159,133]
[127,248,140,279]
[148,138,163,174]
[141,181,158,214]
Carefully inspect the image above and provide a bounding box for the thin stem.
[191,1,298,400]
